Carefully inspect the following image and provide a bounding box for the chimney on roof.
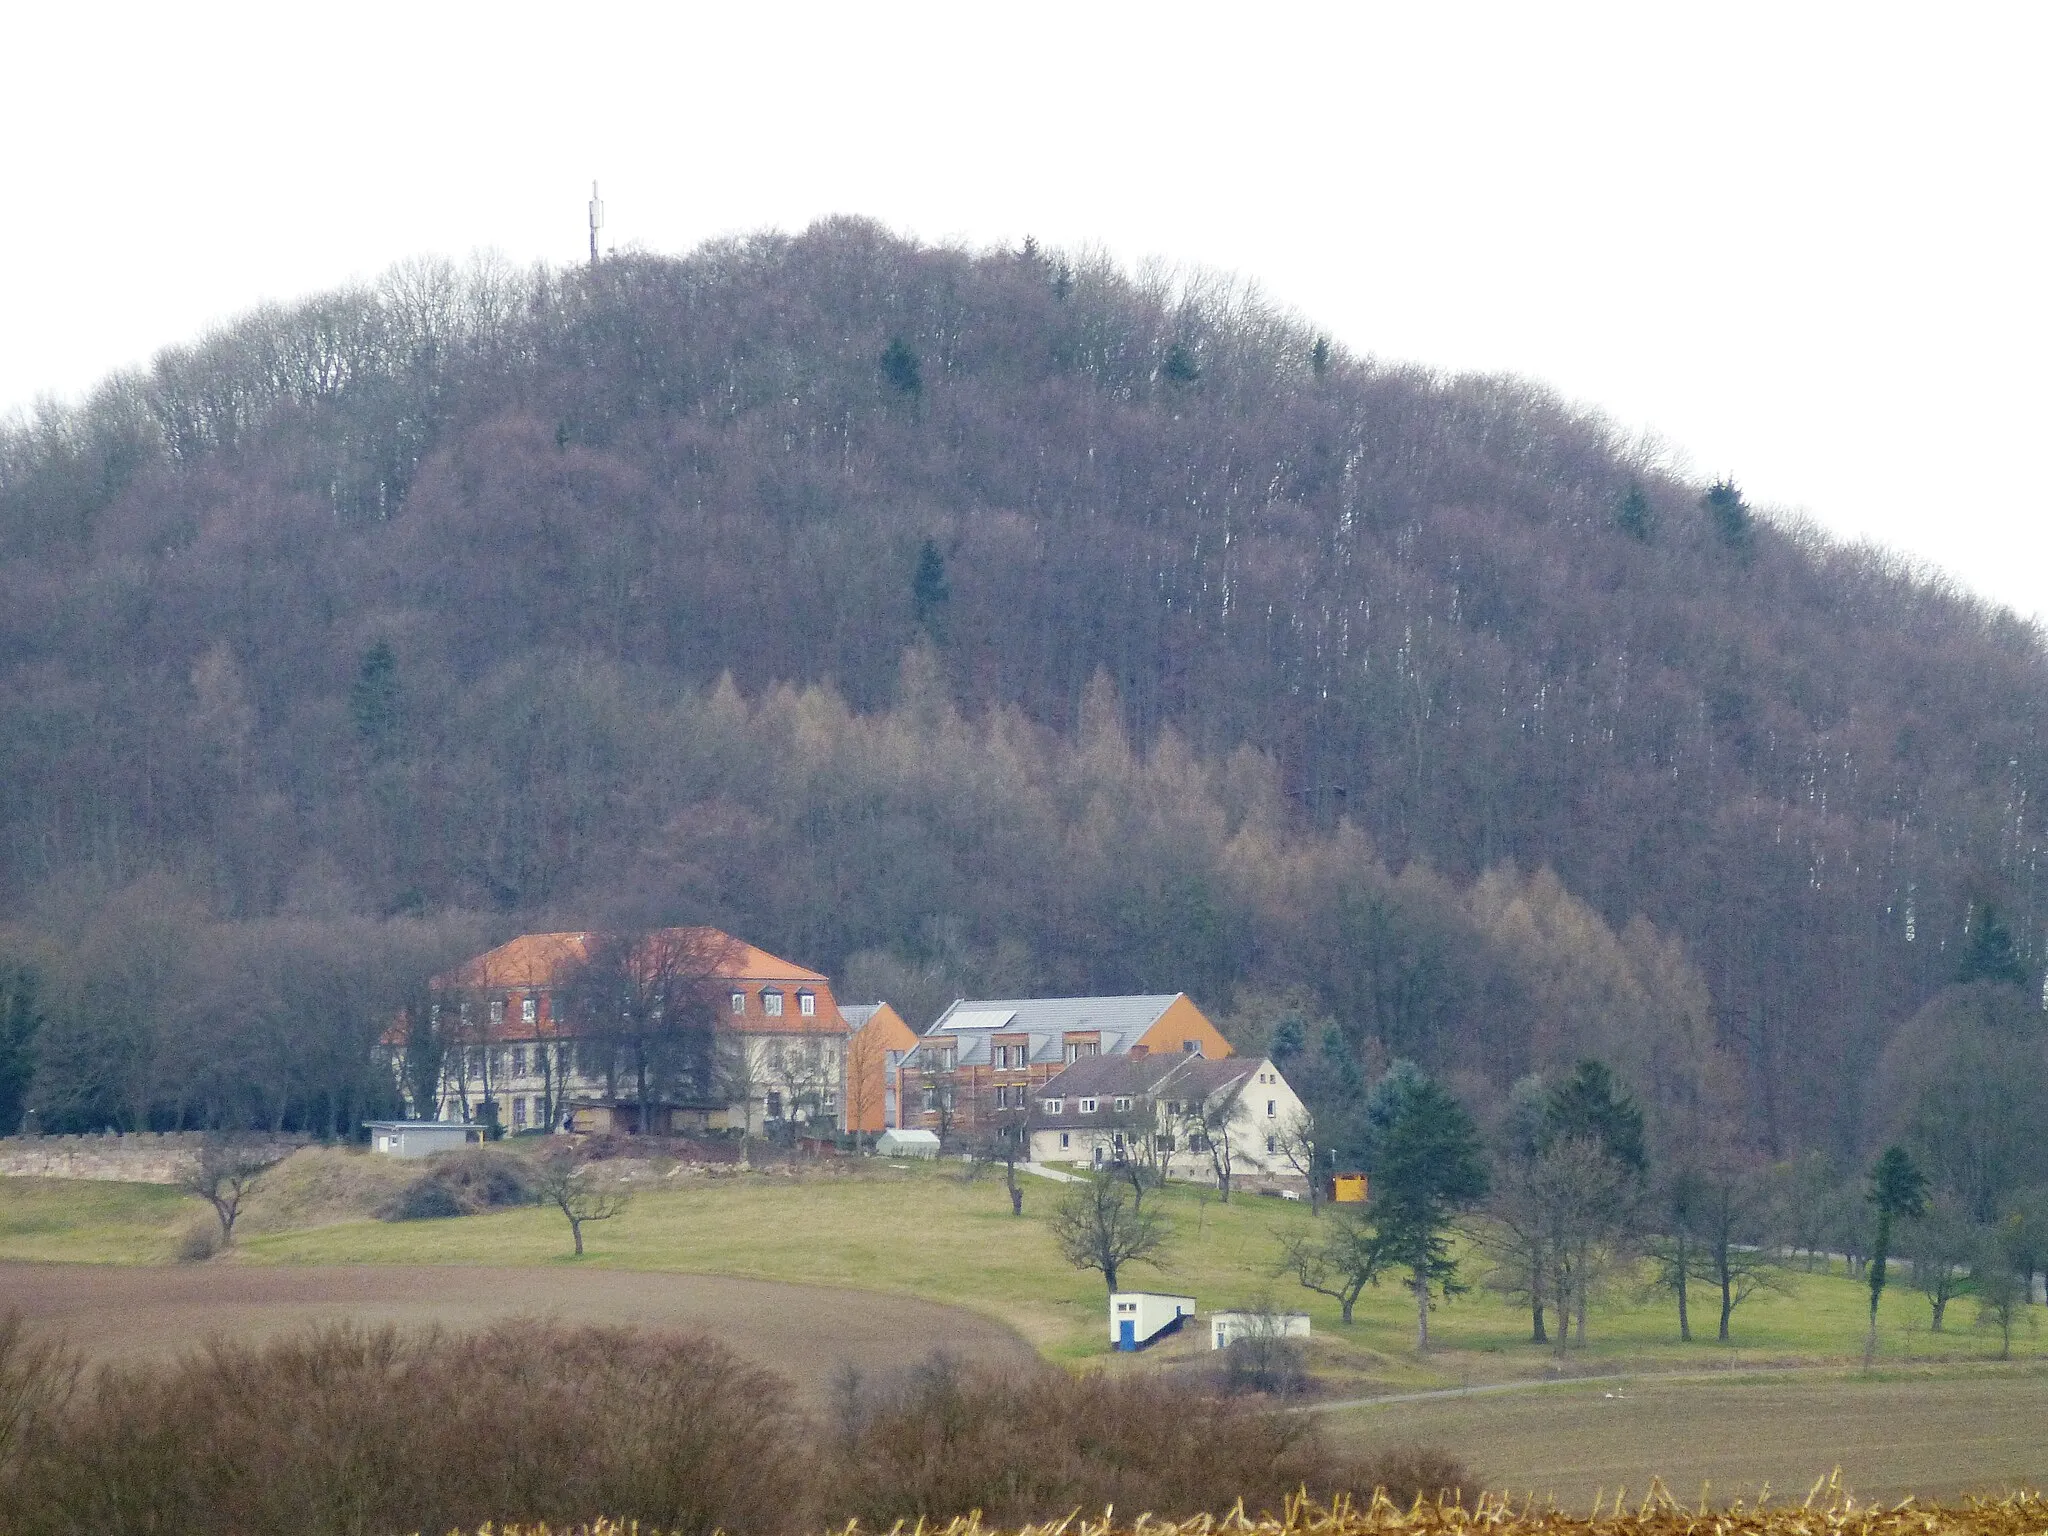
[1130,1043,1149,1057]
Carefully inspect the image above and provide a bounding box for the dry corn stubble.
[444,1486,2048,1536]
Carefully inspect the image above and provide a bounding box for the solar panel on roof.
[944,1009,1017,1030]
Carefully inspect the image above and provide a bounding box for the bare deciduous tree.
[533,1147,631,1256]
[1049,1175,1168,1293]
[178,1134,287,1246]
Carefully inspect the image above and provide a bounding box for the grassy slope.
[0,1178,192,1263]
[6,1159,2029,1381]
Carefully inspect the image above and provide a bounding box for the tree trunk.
[1931,1296,1947,1332]
[1414,1264,1430,1351]
[1531,1296,1547,1345]
[1341,1293,1356,1325]
[1675,1232,1692,1343]
[1008,1180,1023,1216]
[1718,1266,1734,1341]
[571,1216,584,1256]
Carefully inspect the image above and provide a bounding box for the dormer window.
[798,991,816,1016]
[489,1000,505,1026]
[1113,1097,1132,1112]
[522,998,537,1025]
[1044,1098,1063,1115]
[762,990,784,1017]
[1079,1097,1098,1114]
[730,991,746,1015]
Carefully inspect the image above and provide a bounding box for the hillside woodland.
[1,220,2044,1180]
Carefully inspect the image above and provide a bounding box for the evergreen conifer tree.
[1956,901,2028,989]
[1616,482,1654,541]
[880,337,922,396]
[349,639,402,757]
[1864,1144,1928,1363]
[912,539,950,633]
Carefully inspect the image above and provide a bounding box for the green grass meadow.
[2,1157,2025,1382]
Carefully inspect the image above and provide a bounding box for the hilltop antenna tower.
[588,181,604,268]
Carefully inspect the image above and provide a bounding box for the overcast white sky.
[4,3,2042,618]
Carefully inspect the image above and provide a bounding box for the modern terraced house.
[893,993,1235,1140]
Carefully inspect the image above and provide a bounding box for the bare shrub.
[0,1320,805,1536]
[376,1145,537,1221]
[825,1353,1345,1528]
[173,1216,222,1262]
[1352,1445,1479,1507]
[0,1313,77,1478]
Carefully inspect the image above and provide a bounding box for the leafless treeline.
[1,217,2045,1153]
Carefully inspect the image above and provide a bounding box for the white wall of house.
[1028,1058,1306,1187]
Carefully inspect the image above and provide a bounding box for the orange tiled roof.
[434,927,831,991]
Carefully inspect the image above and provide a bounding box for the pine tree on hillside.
[880,337,923,396]
[1542,1059,1647,1175]
[1704,479,1753,556]
[1616,482,1655,541]
[350,640,402,758]
[1956,901,2028,990]
[912,539,950,633]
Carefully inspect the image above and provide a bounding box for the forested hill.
[2,217,2044,1153]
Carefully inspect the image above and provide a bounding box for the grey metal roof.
[840,1004,882,1029]
[923,994,1184,1066]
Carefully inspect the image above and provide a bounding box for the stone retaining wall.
[0,1133,306,1184]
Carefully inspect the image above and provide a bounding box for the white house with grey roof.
[1030,1052,1306,1193]
[891,992,1235,1139]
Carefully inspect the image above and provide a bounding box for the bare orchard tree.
[1278,1206,1381,1324]
[765,1037,834,1141]
[532,1146,631,1256]
[178,1134,288,1247]
[716,1033,766,1142]
[1177,1079,1249,1202]
[1274,1106,1326,1216]
[964,1082,1031,1215]
[1049,1174,1169,1293]
[564,928,737,1130]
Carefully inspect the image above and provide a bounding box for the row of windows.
[1040,1095,1134,1116]
[730,989,817,1018]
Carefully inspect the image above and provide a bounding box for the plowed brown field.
[0,1261,1035,1406]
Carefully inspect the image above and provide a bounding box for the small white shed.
[364,1121,484,1158]
[875,1128,942,1158]
[1109,1292,1196,1351]
[1209,1310,1312,1349]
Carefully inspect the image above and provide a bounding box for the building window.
[1182,1040,1199,1054]
[522,998,538,1025]
[1267,1099,1277,1118]
[1113,1097,1132,1112]
[1156,1134,1175,1152]
[511,1047,527,1077]
[767,1090,784,1119]
[798,991,816,1016]
[489,1000,504,1026]
[924,1085,937,1111]
[763,990,784,1017]
[430,1003,441,1023]
[1079,1098,1097,1114]
[513,1097,528,1127]
[730,991,746,1014]
[1266,1134,1277,1154]
[1044,1098,1062,1115]
[993,1085,1009,1109]
[1059,1132,1070,1150]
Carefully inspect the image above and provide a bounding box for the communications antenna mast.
[588,182,604,268]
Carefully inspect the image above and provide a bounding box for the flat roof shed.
[364,1121,484,1158]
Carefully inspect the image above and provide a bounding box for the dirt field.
[1322,1370,2048,1509]
[0,1261,1037,1408]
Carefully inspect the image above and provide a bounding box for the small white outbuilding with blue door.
[1109,1292,1196,1350]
